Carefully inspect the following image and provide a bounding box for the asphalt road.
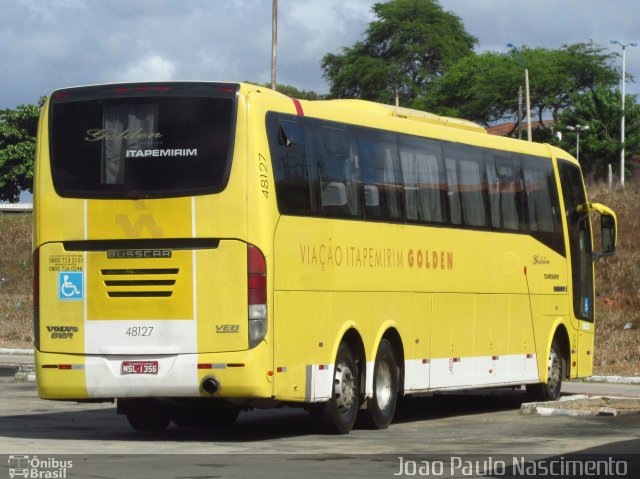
[1,379,639,478]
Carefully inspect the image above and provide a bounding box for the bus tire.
[126,410,171,432]
[313,342,360,434]
[202,407,240,429]
[526,340,563,401]
[172,402,240,429]
[360,339,398,429]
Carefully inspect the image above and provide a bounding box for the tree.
[419,42,619,130]
[250,82,325,100]
[0,101,41,202]
[321,0,477,106]
[553,86,640,180]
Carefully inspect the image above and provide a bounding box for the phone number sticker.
[48,254,83,272]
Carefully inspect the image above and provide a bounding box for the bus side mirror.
[600,214,616,256]
[588,203,617,260]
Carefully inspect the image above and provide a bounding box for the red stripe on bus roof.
[292,98,304,116]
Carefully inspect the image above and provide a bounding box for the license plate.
[120,361,158,375]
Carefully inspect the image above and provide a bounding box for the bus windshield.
[49,83,237,198]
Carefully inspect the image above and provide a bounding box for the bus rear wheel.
[313,342,360,434]
[171,401,240,429]
[126,410,171,432]
[121,398,171,432]
[360,339,398,429]
[526,340,563,401]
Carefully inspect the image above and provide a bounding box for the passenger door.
[557,160,594,376]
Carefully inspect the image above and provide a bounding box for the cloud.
[117,54,177,82]
[1,0,639,108]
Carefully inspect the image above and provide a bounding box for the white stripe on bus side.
[306,353,539,402]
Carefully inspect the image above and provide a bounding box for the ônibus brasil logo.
[8,455,72,479]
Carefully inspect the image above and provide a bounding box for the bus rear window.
[49,85,236,198]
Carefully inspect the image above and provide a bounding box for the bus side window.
[444,144,488,228]
[398,136,445,224]
[357,129,403,221]
[485,155,501,229]
[445,157,463,225]
[493,155,522,231]
[522,157,561,233]
[315,122,362,218]
[268,114,316,215]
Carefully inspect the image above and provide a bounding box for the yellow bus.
[34,82,617,434]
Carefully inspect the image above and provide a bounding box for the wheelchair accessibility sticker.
[58,272,84,301]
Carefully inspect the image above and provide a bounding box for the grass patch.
[0,213,32,349]
[589,183,640,376]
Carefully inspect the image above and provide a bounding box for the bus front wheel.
[313,342,360,434]
[526,340,563,401]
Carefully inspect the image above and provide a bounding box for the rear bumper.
[35,345,272,400]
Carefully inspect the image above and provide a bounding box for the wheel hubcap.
[375,360,392,410]
[334,361,356,414]
[547,349,561,392]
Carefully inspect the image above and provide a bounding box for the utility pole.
[271,0,278,90]
[508,43,532,142]
[610,39,638,187]
[518,86,523,140]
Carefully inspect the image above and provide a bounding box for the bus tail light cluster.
[247,244,267,348]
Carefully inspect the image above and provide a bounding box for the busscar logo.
[107,249,172,259]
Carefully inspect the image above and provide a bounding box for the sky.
[1,0,639,109]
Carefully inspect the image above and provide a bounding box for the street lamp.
[610,39,638,187]
[507,43,532,142]
[566,125,590,162]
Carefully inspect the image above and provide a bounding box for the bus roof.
[238,84,485,134]
[319,100,487,134]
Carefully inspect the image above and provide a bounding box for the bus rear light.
[247,245,266,274]
[42,364,84,370]
[248,288,266,304]
[247,244,267,348]
[114,86,171,93]
[218,87,235,93]
[248,304,266,320]
[52,92,70,99]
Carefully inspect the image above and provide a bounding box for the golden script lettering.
[84,128,163,142]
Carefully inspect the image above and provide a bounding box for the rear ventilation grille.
[101,268,179,298]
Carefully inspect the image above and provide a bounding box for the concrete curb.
[0,364,35,381]
[0,348,35,382]
[0,348,33,355]
[0,365,21,377]
[584,375,640,385]
[521,396,640,417]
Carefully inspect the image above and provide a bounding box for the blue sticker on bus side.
[58,272,84,301]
